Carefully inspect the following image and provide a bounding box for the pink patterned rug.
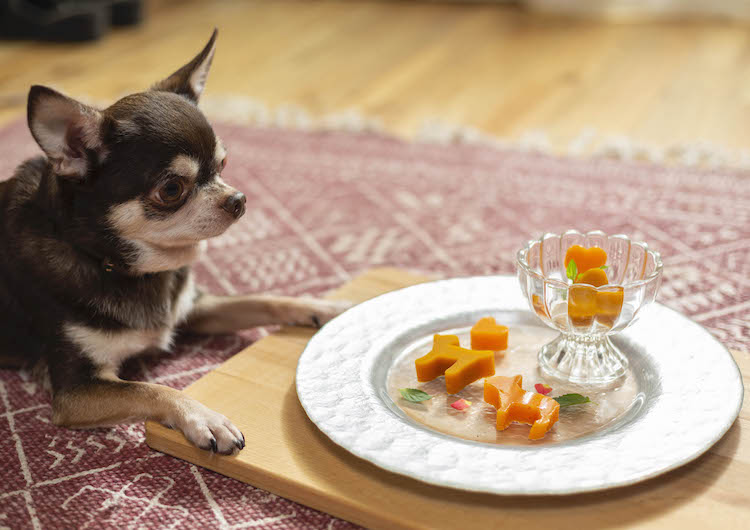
[0,118,748,529]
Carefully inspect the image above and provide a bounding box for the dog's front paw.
[298,298,354,328]
[174,401,245,455]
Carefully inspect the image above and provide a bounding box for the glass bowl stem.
[538,332,629,385]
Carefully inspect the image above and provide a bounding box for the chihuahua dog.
[0,30,348,454]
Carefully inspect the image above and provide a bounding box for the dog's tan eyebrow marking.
[214,138,226,168]
[169,154,200,180]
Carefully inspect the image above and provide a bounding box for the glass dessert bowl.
[516,230,663,385]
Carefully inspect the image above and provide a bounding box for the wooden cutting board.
[146,267,749,530]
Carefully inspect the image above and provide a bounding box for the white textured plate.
[295,276,744,495]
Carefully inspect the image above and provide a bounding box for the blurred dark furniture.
[0,0,142,41]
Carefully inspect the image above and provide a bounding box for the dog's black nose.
[222,192,246,219]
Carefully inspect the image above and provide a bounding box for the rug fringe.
[411,118,750,170]
[200,95,385,135]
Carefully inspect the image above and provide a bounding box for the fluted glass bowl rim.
[515,229,663,291]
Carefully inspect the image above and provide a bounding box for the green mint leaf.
[554,393,591,407]
[600,265,609,270]
[566,259,578,281]
[399,388,432,402]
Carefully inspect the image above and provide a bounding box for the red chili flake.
[534,383,552,395]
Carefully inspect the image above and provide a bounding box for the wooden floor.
[1,0,750,150]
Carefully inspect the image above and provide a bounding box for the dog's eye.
[156,179,185,205]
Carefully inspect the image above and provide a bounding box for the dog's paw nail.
[235,439,244,451]
[179,404,244,454]
[311,315,321,328]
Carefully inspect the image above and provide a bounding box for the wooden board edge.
[145,422,415,530]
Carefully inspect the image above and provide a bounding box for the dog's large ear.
[151,29,217,103]
[27,85,105,183]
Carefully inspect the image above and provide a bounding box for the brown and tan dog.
[0,30,349,454]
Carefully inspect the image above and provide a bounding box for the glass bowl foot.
[538,333,628,385]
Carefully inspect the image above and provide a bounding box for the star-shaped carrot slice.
[484,375,560,440]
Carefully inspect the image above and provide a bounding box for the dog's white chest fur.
[63,273,196,370]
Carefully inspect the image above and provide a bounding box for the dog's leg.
[51,377,245,454]
[183,293,352,334]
